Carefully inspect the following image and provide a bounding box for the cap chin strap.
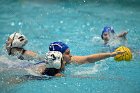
[45,51,63,69]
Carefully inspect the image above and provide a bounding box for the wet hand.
[122,31,128,36]
[110,51,125,57]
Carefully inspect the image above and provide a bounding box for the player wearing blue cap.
[101,26,128,45]
[49,41,124,64]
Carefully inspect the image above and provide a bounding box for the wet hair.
[42,68,60,76]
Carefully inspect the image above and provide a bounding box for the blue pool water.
[0,0,140,93]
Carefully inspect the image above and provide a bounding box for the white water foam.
[73,61,109,75]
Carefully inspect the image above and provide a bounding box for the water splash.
[73,61,109,75]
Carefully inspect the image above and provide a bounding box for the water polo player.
[49,42,124,64]
[41,51,64,76]
[5,32,39,60]
[31,51,64,76]
[101,26,128,45]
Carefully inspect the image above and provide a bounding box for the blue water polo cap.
[49,42,69,54]
[101,26,115,39]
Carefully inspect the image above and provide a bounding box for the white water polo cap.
[45,51,63,69]
[9,32,28,48]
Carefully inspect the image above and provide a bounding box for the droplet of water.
[18,22,22,26]
[11,22,15,26]
[60,21,63,24]
[83,0,86,3]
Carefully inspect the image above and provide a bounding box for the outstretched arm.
[23,50,44,61]
[117,31,128,38]
[71,51,124,64]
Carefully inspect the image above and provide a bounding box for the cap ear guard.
[101,32,104,39]
[110,29,115,34]
[6,32,17,48]
[8,32,28,48]
[45,51,63,69]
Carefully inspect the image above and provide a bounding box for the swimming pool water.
[0,0,140,93]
